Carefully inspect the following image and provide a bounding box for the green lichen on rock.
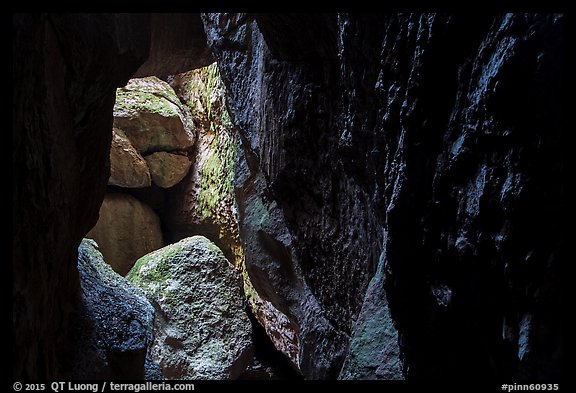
[126,236,253,380]
[197,129,238,221]
[115,89,179,118]
[174,63,232,132]
[113,76,196,154]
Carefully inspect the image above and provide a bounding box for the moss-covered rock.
[73,239,162,380]
[127,236,254,380]
[113,76,196,154]
[165,68,244,270]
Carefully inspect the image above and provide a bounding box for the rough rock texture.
[339,242,402,380]
[165,67,244,269]
[203,13,564,380]
[86,193,164,276]
[239,309,304,380]
[71,239,162,380]
[113,76,196,155]
[234,143,347,378]
[109,127,151,188]
[164,127,243,266]
[127,236,254,380]
[243,276,300,370]
[134,13,214,78]
[144,151,192,188]
[12,13,151,379]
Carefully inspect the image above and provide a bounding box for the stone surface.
[203,13,564,380]
[243,276,300,370]
[203,13,378,379]
[109,127,151,188]
[113,76,196,155]
[164,67,243,269]
[86,193,164,276]
[127,236,254,380]
[134,13,214,78]
[339,243,403,380]
[144,151,192,188]
[71,239,161,380]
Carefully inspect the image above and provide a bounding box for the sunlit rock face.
[127,236,254,379]
[113,76,196,155]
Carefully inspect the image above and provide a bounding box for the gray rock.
[127,236,254,380]
[71,239,161,380]
[339,244,403,380]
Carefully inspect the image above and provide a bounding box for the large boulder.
[71,239,162,380]
[113,76,196,154]
[144,151,192,188]
[109,127,151,188]
[127,236,254,380]
[86,193,164,276]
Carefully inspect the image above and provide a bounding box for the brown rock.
[109,128,151,188]
[134,13,214,78]
[86,193,163,276]
[113,76,196,154]
[144,151,192,188]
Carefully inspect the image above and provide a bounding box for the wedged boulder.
[86,193,164,276]
[127,236,254,380]
[109,127,151,188]
[144,151,192,188]
[72,239,162,380]
[113,76,196,154]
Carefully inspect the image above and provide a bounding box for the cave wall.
[203,13,564,379]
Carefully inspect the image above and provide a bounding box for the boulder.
[109,127,151,188]
[72,239,162,380]
[86,193,163,276]
[127,236,254,380]
[144,151,192,188]
[113,76,196,154]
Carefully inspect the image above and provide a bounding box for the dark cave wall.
[204,13,564,379]
[12,14,151,378]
